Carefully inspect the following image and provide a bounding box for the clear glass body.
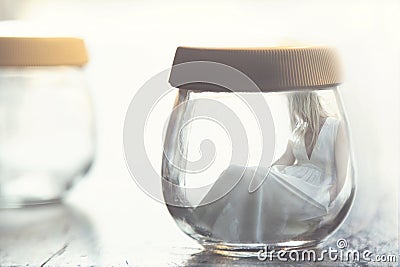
[162,87,355,255]
[0,67,95,207]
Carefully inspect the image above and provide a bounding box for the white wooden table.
[0,175,398,267]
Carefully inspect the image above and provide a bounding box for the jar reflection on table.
[0,203,99,265]
[0,37,95,207]
[162,46,356,256]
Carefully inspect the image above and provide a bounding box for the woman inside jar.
[191,91,349,242]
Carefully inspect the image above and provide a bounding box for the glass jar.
[0,37,95,207]
[162,46,355,255]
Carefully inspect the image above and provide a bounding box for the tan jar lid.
[0,37,88,67]
[169,46,342,92]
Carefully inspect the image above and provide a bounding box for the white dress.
[192,117,340,243]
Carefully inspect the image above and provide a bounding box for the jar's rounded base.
[0,197,64,209]
[0,163,93,209]
[0,179,69,209]
[201,239,325,258]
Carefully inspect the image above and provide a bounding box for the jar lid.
[169,46,342,92]
[0,37,88,67]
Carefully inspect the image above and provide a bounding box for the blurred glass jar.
[0,37,95,207]
[162,46,355,256]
